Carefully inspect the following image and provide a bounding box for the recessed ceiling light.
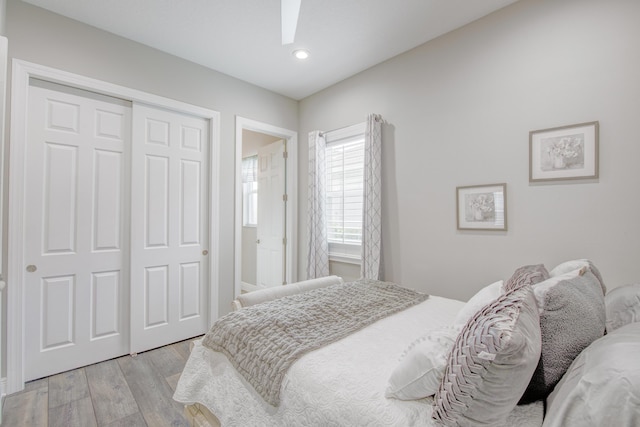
[293,49,310,60]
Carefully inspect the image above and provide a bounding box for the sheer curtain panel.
[361,114,382,280]
[306,131,330,278]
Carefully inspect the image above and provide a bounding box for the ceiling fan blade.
[281,0,301,45]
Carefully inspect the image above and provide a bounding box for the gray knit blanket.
[202,279,428,406]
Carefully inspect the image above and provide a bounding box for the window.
[242,155,258,227]
[324,123,365,262]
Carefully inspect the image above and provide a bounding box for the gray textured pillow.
[519,269,606,404]
[432,285,541,426]
[503,264,550,292]
[549,259,606,294]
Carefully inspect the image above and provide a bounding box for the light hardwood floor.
[2,337,200,427]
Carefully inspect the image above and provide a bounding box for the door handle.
[256,239,260,244]
[26,265,37,273]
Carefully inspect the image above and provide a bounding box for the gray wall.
[298,0,640,301]
[4,0,298,319]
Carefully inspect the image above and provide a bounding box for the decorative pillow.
[503,264,549,292]
[549,259,606,294]
[605,283,640,332]
[432,285,541,426]
[386,325,460,400]
[519,268,606,404]
[530,268,585,314]
[544,322,640,427]
[453,280,503,327]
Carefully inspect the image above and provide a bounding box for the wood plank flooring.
[2,338,199,427]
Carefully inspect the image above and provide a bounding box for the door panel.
[43,143,78,253]
[130,103,209,354]
[145,155,170,247]
[93,150,123,251]
[91,271,121,338]
[25,81,131,381]
[145,265,169,327]
[181,160,201,245]
[41,275,74,349]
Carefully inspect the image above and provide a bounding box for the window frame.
[241,155,258,227]
[324,122,366,263]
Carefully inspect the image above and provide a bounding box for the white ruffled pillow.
[386,325,460,400]
[453,280,503,327]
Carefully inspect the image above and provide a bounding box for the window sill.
[329,254,361,265]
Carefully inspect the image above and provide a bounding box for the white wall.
[299,0,640,301]
[3,0,298,323]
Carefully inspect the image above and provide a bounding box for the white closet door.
[256,140,286,287]
[24,80,131,381]
[130,103,210,354]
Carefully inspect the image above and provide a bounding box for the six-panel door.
[129,103,210,354]
[24,81,132,381]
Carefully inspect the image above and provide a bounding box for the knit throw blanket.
[202,279,428,406]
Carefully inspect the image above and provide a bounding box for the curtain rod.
[318,114,382,136]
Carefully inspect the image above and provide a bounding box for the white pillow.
[386,325,460,400]
[454,280,503,326]
[605,283,640,332]
[544,322,640,427]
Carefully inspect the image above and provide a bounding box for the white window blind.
[242,155,258,227]
[324,123,365,261]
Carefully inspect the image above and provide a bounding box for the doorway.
[235,117,297,297]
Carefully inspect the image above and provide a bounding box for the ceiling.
[22,0,520,100]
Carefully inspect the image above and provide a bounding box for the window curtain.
[306,130,330,279]
[361,114,382,280]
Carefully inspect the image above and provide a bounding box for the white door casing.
[234,117,298,298]
[24,80,131,381]
[8,60,220,394]
[256,140,286,287]
[129,103,210,354]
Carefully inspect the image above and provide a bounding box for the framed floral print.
[456,183,507,231]
[529,121,599,182]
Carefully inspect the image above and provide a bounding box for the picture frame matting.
[529,121,599,182]
[456,183,507,231]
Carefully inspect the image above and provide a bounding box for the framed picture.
[456,183,507,231]
[529,121,599,182]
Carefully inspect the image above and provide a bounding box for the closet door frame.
[7,59,220,394]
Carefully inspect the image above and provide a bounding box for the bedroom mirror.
[234,117,298,297]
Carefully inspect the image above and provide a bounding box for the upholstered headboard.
[231,275,344,311]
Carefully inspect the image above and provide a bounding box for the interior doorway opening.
[234,117,298,297]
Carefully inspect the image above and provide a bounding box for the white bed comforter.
[174,295,544,426]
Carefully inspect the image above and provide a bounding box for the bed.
[173,261,640,426]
